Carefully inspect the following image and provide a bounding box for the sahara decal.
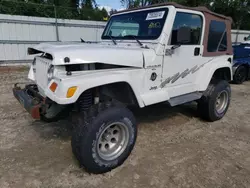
[150,86,158,90]
[147,64,161,69]
[160,64,205,88]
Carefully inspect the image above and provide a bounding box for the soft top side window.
[170,12,203,45]
[207,20,227,52]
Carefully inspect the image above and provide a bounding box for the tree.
[210,0,250,29]
[110,9,118,15]
[81,0,97,8]
[70,0,79,9]
[121,0,140,8]
[100,7,108,17]
[121,0,168,8]
[1,0,249,29]
[120,0,250,30]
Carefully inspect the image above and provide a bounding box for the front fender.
[44,69,145,107]
[197,57,232,91]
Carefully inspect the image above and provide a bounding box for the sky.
[96,0,123,12]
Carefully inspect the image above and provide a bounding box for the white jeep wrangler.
[13,3,233,174]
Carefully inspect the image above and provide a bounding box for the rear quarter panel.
[196,55,232,91]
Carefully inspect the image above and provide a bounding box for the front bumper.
[13,84,44,119]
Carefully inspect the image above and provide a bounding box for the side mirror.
[244,37,247,41]
[177,26,191,44]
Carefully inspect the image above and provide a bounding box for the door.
[162,11,205,98]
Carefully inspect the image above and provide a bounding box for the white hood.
[28,42,150,68]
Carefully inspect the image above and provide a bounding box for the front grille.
[35,57,51,89]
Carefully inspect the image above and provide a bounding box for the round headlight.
[48,65,54,81]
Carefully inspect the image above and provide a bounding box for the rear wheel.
[198,80,231,122]
[71,102,137,174]
[233,66,247,84]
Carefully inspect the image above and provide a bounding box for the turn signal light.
[49,82,58,92]
[67,86,77,98]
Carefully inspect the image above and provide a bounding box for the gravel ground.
[0,69,250,188]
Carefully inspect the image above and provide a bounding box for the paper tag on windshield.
[146,11,165,20]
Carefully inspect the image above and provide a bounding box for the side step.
[168,92,202,107]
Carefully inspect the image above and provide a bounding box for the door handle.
[194,47,200,56]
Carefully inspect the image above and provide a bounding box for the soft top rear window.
[207,20,227,52]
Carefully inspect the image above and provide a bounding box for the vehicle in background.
[233,44,250,84]
[243,35,250,43]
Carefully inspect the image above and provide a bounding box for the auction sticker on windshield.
[146,11,165,20]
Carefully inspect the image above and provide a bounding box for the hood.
[28,42,151,68]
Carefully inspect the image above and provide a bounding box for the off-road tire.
[71,102,137,174]
[198,79,231,122]
[233,66,247,84]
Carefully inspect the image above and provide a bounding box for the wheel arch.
[198,64,232,91]
[212,67,232,81]
[76,81,144,108]
[52,71,145,107]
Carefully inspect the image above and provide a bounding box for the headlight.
[48,65,54,81]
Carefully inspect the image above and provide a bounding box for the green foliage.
[110,9,118,15]
[121,0,173,8]
[210,0,250,30]
[0,0,108,21]
[0,0,55,17]
[121,0,250,30]
[1,0,249,29]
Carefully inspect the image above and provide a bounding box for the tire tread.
[71,101,136,174]
[198,79,230,122]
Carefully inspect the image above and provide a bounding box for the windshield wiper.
[124,35,143,47]
[108,35,117,45]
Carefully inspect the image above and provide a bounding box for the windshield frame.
[101,7,169,41]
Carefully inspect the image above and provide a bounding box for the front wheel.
[71,102,137,174]
[198,80,231,122]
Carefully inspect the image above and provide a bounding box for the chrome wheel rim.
[97,122,129,161]
[215,90,228,114]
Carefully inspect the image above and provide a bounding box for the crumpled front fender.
[44,69,145,108]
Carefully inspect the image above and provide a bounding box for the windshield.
[102,8,168,40]
[246,35,250,41]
